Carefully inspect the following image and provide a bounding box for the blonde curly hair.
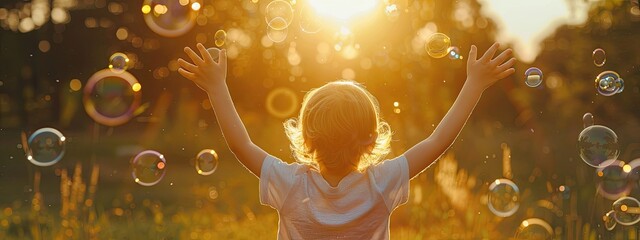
[284,80,392,172]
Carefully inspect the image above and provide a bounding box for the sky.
[477,0,594,63]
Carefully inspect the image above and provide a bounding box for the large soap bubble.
[26,127,66,167]
[487,178,520,217]
[578,125,619,168]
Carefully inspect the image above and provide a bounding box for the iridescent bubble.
[142,0,199,37]
[604,210,617,231]
[524,67,543,88]
[267,17,288,43]
[214,29,226,47]
[26,128,66,167]
[196,149,219,175]
[514,218,553,240]
[612,196,640,226]
[488,178,520,217]
[265,0,294,31]
[578,125,619,168]
[109,52,130,73]
[593,48,606,67]
[425,33,451,58]
[206,47,221,63]
[299,5,322,34]
[582,113,594,128]
[596,160,630,200]
[83,69,142,126]
[447,46,463,60]
[595,71,624,96]
[132,150,166,186]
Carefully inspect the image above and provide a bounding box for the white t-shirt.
[259,155,410,240]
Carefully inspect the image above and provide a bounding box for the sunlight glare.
[308,0,378,21]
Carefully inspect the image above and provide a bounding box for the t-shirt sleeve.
[371,155,410,211]
[259,155,300,210]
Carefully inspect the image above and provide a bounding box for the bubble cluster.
[604,210,617,231]
[214,30,227,47]
[524,67,543,88]
[488,178,520,217]
[514,218,553,240]
[578,125,619,168]
[26,128,66,167]
[206,47,221,63]
[142,0,199,37]
[582,113,594,128]
[595,71,624,96]
[447,46,463,60]
[109,52,130,73]
[132,150,166,186]
[612,196,640,226]
[596,160,630,200]
[196,149,219,175]
[425,33,451,58]
[592,48,606,67]
[83,69,142,126]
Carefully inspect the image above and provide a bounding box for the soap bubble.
[447,46,463,60]
[524,67,543,88]
[593,48,606,67]
[487,178,520,217]
[196,149,219,175]
[596,160,631,200]
[612,196,640,226]
[266,87,298,118]
[206,47,221,63]
[214,29,227,47]
[595,71,624,96]
[26,128,66,167]
[626,158,640,189]
[267,17,288,43]
[142,0,199,37]
[578,125,619,168]
[604,210,617,231]
[298,5,322,34]
[83,69,142,126]
[132,150,166,186]
[515,218,553,240]
[425,33,451,58]
[109,52,130,73]
[582,113,594,128]
[265,0,293,31]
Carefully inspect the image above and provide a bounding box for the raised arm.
[178,43,267,177]
[405,43,515,179]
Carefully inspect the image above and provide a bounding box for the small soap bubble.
[109,52,130,73]
[524,67,543,88]
[604,210,617,231]
[593,48,606,67]
[206,47,221,63]
[267,17,288,43]
[447,46,463,60]
[582,113,594,128]
[265,0,293,30]
[612,196,640,226]
[83,69,142,126]
[488,178,520,217]
[515,218,553,240]
[425,33,451,58]
[214,29,226,47]
[26,128,66,167]
[578,125,619,168]
[596,160,630,200]
[196,149,219,175]
[595,71,624,96]
[131,150,166,186]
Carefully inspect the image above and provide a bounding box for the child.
[178,42,515,239]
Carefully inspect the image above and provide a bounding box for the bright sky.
[477,0,593,63]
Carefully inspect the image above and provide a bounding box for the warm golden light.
[623,164,632,173]
[132,83,142,92]
[191,2,201,11]
[308,0,378,20]
[141,5,151,14]
[69,79,82,91]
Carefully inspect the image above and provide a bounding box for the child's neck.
[318,164,356,187]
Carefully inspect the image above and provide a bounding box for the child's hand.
[466,42,515,91]
[178,43,227,92]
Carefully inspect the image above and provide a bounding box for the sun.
[307,0,379,21]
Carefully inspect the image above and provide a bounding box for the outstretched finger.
[490,48,513,66]
[184,47,205,66]
[468,45,478,61]
[495,68,515,80]
[480,42,500,62]
[196,43,213,64]
[178,58,199,73]
[178,68,197,81]
[496,58,516,72]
